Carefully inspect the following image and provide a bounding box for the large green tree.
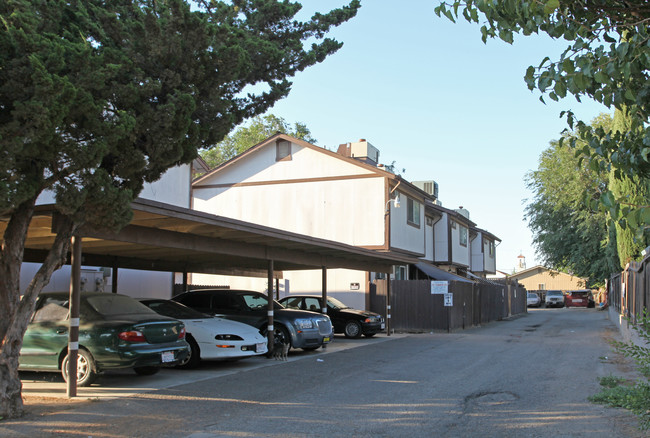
[200,114,317,168]
[0,0,359,419]
[435,0,650,233]
[525,114,619,287]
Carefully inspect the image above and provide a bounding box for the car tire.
[133,366,160,376]
[61,348,97,387]
[344,320,362,339]
[177,335,201,369]
[263,325,291,349]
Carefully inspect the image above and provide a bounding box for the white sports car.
[139,298,268,368]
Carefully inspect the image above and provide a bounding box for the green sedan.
[19,291,189,386]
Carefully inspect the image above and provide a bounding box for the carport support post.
[322,267,327,348]
[386,274,391,336]
[267,260,274,353]
[67,235,82,398]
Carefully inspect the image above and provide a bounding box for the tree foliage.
[200,114,317,168]
[525,114,619,287]
[0,0,359,419]
[435,0,650,234]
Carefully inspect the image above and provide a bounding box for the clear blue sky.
[257,1,609,273]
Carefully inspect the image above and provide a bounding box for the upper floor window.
[276,140,292,161]
[407,197,421,227]
[459,225,468,247]
[488,241,495,257]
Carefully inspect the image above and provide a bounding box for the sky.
[255,1,609,273]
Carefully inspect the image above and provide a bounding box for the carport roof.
[15,198,414,275]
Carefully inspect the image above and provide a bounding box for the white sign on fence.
[444,293,453,307]
[431,281,448,294]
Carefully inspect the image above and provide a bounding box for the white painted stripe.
[68,342,78,350]
[268,325,274,331]
[387,305,391,310]
[69,318,80,327]
[322,308,327,313]
[267,310,273,316]
[387,314,391,318]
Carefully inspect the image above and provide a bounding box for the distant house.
[508,265,587,291]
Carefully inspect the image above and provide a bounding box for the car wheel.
[177,335,201,369]
[62,348,97,387]
[133,366,160,376]
[263,325,291,347]
[344,320,362,339]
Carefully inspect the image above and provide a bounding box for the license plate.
[255,342,266,352]
[161,351,174,363]
[323,337,330,343]
[573,299,582,303]
[381,323,385,329]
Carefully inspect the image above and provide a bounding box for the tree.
[0,0,360,419]
[608,108,650,268]
[435,0,650,234]
[200,114,317,168]
[525,114,619,287]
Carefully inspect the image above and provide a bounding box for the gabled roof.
[470,226,501,242]
[193,133,431,200]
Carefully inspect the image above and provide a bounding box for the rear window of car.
[87,294,156,316]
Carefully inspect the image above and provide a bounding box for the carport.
[15,198,415,396]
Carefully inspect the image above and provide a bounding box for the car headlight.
[293,319,314,329]
[215,334,244,341]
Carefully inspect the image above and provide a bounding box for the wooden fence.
[609,253,650,324]
[369,279,526,332]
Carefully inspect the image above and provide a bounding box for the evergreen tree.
[0,0,359,419]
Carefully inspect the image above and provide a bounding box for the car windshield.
[326,297,349,310]
[546,291,562,296]
[240,293,284,310]
[527,293,537,298]
[87,294,157,316]
[143,300,210,319]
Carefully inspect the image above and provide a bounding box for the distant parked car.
[19,292,189,386]
[278,295,385,338]
[544,290,565,308]
[565,290,595,308]
[139,299,268,368]
[527,292,542,308]
[173,289,333,351]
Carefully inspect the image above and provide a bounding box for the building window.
[407,197,421,227]
[488,241,495,257]
[395,265,407,280]
[276,140,291,161]
[459,225,468,247]
[538,283,546,290]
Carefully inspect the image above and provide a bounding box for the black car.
[278,295,384,339]
[172,289,333,350]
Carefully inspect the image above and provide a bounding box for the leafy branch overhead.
[435,0,650,233]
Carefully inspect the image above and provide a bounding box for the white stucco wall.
[450,222,470,267]
[20,263,172,297]
[191,268,370,310]
[423,219,434,262]
[389,192,425,255]
[471,233,485,272]
[36,163,192,208]
[434,214,449,263]
[194,142,386,246]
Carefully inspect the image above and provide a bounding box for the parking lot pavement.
[20,333,405,400]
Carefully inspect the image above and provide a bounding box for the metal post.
[267,260,274,353]
[386,275,391,336]
[111,263,118,294]
[67,235,81,397]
